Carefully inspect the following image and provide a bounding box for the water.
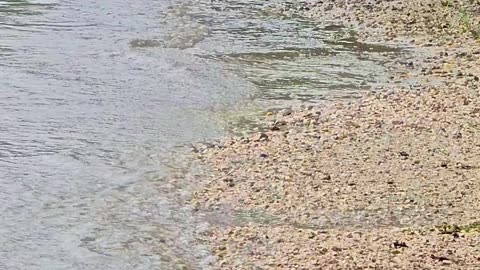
[164,0,401,133]
[0,0,401,269]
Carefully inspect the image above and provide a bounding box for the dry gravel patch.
[192,85,480,269]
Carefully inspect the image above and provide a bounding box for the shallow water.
[0,0,401,269]
[166,0,401,133]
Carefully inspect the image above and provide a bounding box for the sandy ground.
[190,1,480,269]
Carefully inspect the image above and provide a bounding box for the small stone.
[280,108,293,117]
[331,246,343,252]
[392,241,408,248]
[253,132,269,142]
[399,151,410,159]
[452,128,462,139]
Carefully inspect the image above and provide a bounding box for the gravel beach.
[191,1,480,269]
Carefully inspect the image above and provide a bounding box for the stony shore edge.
[190,1,480,269]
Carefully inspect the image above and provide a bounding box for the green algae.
[437,221,480,234]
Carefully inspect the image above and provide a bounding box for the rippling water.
[0,0,402,269]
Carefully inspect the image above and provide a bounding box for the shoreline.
[191,1,480,269]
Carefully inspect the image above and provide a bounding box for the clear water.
[0,0,402,269]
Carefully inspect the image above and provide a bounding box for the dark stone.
[392,241,408,248]
[399,151,410,159]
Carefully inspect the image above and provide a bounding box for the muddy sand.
[190,1,480,269]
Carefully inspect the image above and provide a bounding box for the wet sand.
[191,1,480,269]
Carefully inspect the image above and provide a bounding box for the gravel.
[191,1,480,269]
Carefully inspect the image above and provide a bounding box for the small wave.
[130,25,210,50]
